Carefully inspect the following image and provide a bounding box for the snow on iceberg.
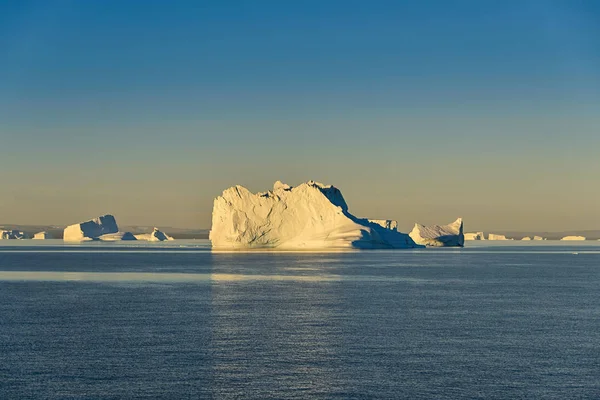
[465,232,485,240]
[63,215,119,241]
[210,180,421,249]
[135,228,174,241]
[408,218,464,247]
[33,231,52,239]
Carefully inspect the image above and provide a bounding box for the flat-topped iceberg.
[533,236,545,241]
[33,231,52,239]
[488,233,511,240]
[63,215,120,241]
[561,235,586,241]
[210,180,420,249]
[465,232,485,240]
[135,228,174,241]
[408,218,464,247]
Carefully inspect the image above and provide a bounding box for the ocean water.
[1,241,599,399]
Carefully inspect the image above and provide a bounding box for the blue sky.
[0,0,599,230]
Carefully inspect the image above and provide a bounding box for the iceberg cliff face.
[210,181,420,249]
[63,215,119,241]
[408,218,464,247]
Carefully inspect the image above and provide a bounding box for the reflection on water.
[0,246,599,398]
[0,271,340,282]
[209,267,342,398]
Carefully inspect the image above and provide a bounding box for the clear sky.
[0,0,599,231]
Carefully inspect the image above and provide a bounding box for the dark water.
[1,244,599,399]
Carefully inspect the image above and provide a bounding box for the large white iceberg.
[210,180,420,249]
[63,215,120,241]
[135,228,174,241]
[465,232,485,240]
[533,236,545,241]
[521,236,532,241]
[33,231,52,239]
[408,218,464,247]
[561,235,586,241]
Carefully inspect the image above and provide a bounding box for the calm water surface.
[1,241,599,399]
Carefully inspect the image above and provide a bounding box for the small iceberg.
[408,218,464,247]
[465,232,485,241]
[561,236,586,241]
[488,234,511,241]
[135,228,174,241]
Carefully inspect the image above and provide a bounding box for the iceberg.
[0,230,29,239]
[33,231,52,239]
[408,218,464,247]
[533,236,545,240]
[465,232,485,241]
[135,228,174,241]
[63,215,119,241]
[521,236,531,241]
[368,220,398,231]
[98,232,137,241]
[210,180,421,249]
[561,235,586,241]
[488,233,511,240]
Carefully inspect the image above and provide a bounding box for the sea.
[0,240,599,399]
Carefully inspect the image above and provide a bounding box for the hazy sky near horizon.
[1,0,599,231]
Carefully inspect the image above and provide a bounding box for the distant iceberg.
[0,230,29,239]
[465,232,485,241]
[33,231,52,240]
[210,180,421,249]
[533,236,545,241]
[561,235,586,241]
[521,236,531,241]
[135,228,174,241]
[98,232,137,241]
[408,218,464,247]
[63,215,120,241]
[488,234,511,241]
